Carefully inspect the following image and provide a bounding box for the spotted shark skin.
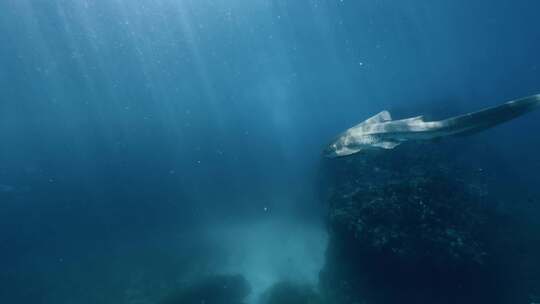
[324,94,540,158]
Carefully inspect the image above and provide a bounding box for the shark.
[324,94,540,158]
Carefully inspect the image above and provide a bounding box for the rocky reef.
[159,274,250,304]
[318,142,540,304]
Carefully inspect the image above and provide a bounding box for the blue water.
[1,1,540,303]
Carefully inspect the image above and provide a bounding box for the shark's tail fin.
[441,94,540,136]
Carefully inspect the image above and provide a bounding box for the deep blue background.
[1,0,540,303]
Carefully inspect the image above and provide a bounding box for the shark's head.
[324,111,395,158]
[324,126,402,158]
[323,141,342,158]
[323,132,363,158]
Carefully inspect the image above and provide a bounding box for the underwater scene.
[1,0,540,303]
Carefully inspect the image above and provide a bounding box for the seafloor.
[124,141,540,304]
[5,141,539,304]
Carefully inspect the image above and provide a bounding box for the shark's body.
[324,94,540,158]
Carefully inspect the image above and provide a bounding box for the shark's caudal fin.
[442,94,540,136]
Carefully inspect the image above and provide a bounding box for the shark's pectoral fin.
[372,141,402,150]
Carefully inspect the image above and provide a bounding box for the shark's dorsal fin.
[363,111,392,125]
[402,115,425,123]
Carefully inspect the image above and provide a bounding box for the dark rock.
[318,142,539,304]
[260,281,322,304]
[159,274,250,304]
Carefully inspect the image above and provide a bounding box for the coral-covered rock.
[318,142,538,304]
